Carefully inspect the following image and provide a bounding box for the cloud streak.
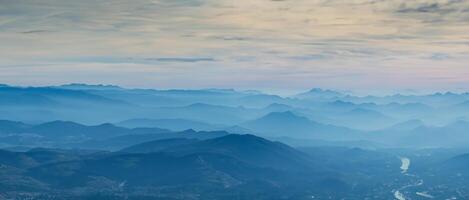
[147,57,216,63]
[0,0,469,92]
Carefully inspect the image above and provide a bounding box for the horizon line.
[2,82,469,97]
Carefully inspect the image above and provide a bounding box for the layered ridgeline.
[0,120,229,151]
[2,84,469,199]
[2,84,469,148]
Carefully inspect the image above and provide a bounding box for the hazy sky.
[1,0,469,94]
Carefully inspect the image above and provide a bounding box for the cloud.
[396,0,463,14]
[0,0,469,91]
[145,57,216,63]
[58,56,216,64]
[20,30,52,34]
[392,0,469,24]
[211,36,250,41]
[428,53,451,60]
[288,54,327,61]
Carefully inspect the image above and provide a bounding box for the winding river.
[394,157,411,200]
[394,156,433,200]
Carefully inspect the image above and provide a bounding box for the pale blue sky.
[1,0,469,94]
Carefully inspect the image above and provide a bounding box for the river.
[394,156,433,200]
[394,157,411,200]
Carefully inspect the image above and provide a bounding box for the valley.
[1,84,469,199]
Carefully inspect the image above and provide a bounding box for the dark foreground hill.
[122,134,316,171]
[0,134,411,200]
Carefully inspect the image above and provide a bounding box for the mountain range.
[2,84,469,199]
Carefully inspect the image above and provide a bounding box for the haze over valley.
[3,0,469,199]
[0,84,469,199]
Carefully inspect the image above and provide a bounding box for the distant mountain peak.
[328,100,355,107]
[308,88,336,93]
[95,123,118,128]
[295,88,344,100]
[38,120,83,127]
[204,88,236,93]
[243,111,315,131]
[262,111,304,120]
[57,83,122,90]
[32,121,91,135]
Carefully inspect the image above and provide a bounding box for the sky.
[1,0,469,95]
